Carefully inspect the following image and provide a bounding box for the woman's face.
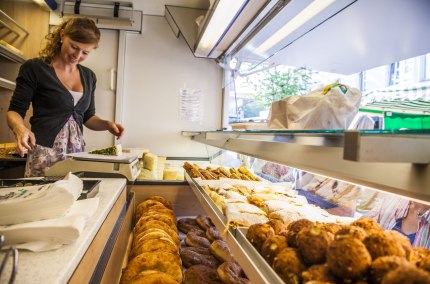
[60,35,96,66]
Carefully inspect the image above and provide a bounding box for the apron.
[24,116,85,177]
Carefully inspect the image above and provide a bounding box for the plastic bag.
[267,83,362,129]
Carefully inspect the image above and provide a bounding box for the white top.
[69,90,83,106]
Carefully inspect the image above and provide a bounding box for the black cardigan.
[8,58,96,148]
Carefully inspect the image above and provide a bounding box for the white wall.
[121,15,223,157]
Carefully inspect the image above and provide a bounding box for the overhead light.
[194,0,249,57]
[255,0,336,54]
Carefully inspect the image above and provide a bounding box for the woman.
[7,17,124,177]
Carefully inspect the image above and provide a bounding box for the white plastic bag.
[268,83,362,129]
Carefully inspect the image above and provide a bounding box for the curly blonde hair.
[39,17,101,63]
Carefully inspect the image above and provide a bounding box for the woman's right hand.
[13,124,36,157]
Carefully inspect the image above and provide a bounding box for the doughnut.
[120,251,182,283]
[178,218,202,234]
[185,230,211,248]
[184,265,224,284]
[133,230,178,249]
[217,261,250,284]
[135,200,165,220]
[180,246,221,269]
[206,226,221,242]
[146,195,172,209]
[196,214,214,230]
[209,240,235,263]
[129,270,178,284]
[134,215,176,235]
[130,238,178,259]
[133,227,180,248]
[135,220,178,236]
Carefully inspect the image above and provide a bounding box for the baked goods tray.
[0,179,100,200]
[185,172,284,284]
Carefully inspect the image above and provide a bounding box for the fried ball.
[273,247,306,284]
[184,265,223,284]
[326,236,372,280]
[301,264,339,284]
[297,223,334,265]
[370,255,415,284]
[266,219,288,235]
[120,251,182,283]
[217,261,251,284]
[381,265,430,284]
[335,225,367,241]
[246,223,275,251]
[286,219,313,248]
[363,231,406,260]
[129,270,178,284]
[384,230,412,258]
[409,247,430,264]
[321,222,343,235]
[350,218,382,233]
[417,255,430,273]
[146,195,172,209]
[261,235,288,265]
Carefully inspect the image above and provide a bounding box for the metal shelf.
[0,77,15,90]
[0,43,25,63]
[192,131,430,203]
[185,172,283,284]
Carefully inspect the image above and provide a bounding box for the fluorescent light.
[255,0,335,54]
[195,0,248,57]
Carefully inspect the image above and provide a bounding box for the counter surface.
[0,178,126,284]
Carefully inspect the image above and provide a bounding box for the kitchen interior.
[0,0,430,283]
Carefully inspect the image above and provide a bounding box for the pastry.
[129,237,178,259]
[326,236,372,280]
[209,240,235,263]
[296,223,334,265]
[246,223,275,251]
[217,261,250,284]
[370,255,415,284]
[145,195,172,209]
[184,265,223,284]
[120,251,182,283]
[180,246,220,269]
[272,247,306,284]
[178,218,202,234]
[129,270,178,284]
[185,230,211,248]
[363,231,406,260]
[133,227,180,248]
[260,235,288,265]
[381,266,430,284]
[206,227,221,242]
[301,264,339,284]
[286,219,313,248]
[196,214,214,230]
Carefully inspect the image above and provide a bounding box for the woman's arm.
[84,115,125,139]
[7,111,35,157]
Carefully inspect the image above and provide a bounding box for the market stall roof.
[360,82,430,115]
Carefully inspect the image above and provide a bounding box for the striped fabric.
[365,195,430,249]
[360,82,430,114]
